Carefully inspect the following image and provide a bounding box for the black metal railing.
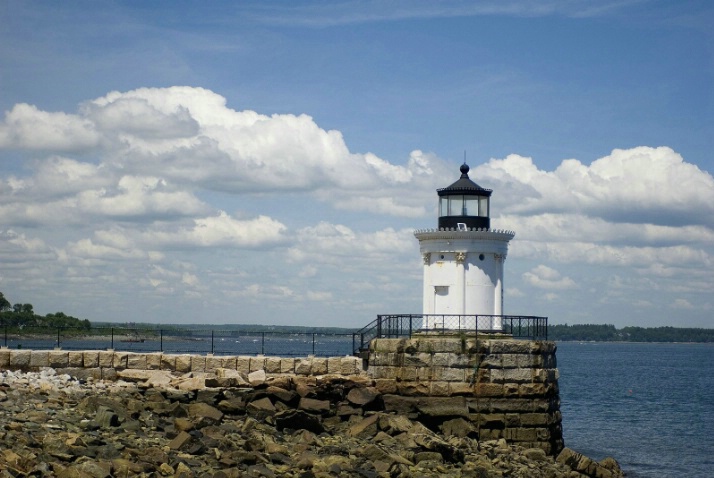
[352,314,548,355]
[1,315,548,358]
[0,325,355,357]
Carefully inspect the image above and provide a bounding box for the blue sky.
[0,0,712,328]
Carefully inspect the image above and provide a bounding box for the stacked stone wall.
[0,349,364,380]
[367,335,563,454]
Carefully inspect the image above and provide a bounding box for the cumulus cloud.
[1,85,712,327]
[142,212,288,248]
[522,265,578,290]
[0,87,449,220]
[0,104,99,151]
[476,147,714,227]
[286,222,416,267]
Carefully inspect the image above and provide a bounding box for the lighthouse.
[414,163,514,331]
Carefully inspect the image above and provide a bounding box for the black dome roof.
[437,163,492,197]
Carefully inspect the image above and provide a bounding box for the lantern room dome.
[437,163,492,230]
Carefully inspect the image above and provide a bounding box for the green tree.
[0,292,10,312]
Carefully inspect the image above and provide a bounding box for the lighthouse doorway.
[434,285,450,313]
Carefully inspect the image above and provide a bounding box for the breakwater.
[0,335,624,477]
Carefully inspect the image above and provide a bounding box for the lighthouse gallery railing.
[352,314,548,356]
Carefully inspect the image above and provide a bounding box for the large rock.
[346,386,381,407]
[274,410,325,434]
[556,447,623,478]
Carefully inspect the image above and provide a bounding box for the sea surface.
[557,342,714,478]
[7,335,713,476]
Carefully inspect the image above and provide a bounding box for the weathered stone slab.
[220,356,237,370]
[160,354,176,371]
[396,381,429,396]
[342,356,364,375]
[30,351,49,368]
[327,356,341,374]
[145,353,161,370]
[174,355,192,373]
[112,352,128,369]
[82,351,99,367]
[48,350,69,368]
[127,353,147,370]
[346,386,380,407]
[298,397,330,413]
[280,357,295,374]
[369,338,406,353]
[265,357,282,374]
[190,355,206,373]
[415,396,468,417]
[205,355,222,372]
[311,358,328,375]
[348,414,380,438]
[9,350,31,368]
[373,379,398,395]
[248,369,266,386]
[236,357,250,374]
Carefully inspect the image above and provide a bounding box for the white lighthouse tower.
[414,163,514,331]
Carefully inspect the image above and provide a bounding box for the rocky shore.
[0,368,622,478]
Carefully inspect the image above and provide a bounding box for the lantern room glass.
[440,195,489,217]
[479,196,489,217]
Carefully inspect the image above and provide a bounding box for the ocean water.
[557,342,714,478]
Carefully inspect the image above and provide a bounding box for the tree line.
[548,323,714,343]
[2,290,712,342]
[0,292,90,329]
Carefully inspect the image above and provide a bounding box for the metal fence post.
[160,329,163,352]
[56,327,61,349]
[312,333,316,355]
[110,328,114,350]
[211,330,214,355]
[261,332,265,355]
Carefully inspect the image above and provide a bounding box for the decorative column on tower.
[414,163,515,331]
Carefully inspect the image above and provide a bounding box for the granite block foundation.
[368,334,563,454]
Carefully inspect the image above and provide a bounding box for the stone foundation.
[367,334,563,454]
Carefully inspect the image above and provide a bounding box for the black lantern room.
[437,163,492,230]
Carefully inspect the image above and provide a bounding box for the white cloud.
[671,298,695,310]
[287,222,416,267]
[0,104,99,151]
[142,212,288,248]
[0,87,450,221]
[477,147,714,227]
[522,265,578,290]
[0,86,712,328]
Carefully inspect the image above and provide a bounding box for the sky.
[0,0,712,329]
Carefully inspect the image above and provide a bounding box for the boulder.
[346,386,381,407]
[248,369,267,387]
[298,397,331,414]
[348,414,380,439]
[557,447,623,478]
[274,410,325,434]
